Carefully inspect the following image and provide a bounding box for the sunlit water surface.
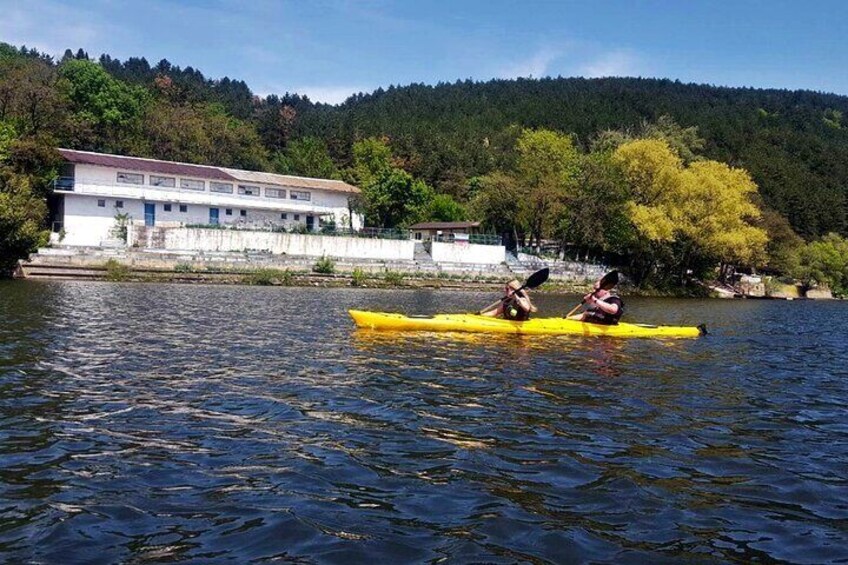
[1,281,846,563]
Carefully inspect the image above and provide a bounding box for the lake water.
[1,281,846,563]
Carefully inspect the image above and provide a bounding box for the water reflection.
[0,281,846,563]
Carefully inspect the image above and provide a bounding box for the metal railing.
[182,223,411,240]
[336,227,409,240]
[51,177,75,191]
[433,233,503,246]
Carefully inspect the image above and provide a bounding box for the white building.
[51,149,362,247]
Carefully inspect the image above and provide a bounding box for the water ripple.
[1,281,847,563]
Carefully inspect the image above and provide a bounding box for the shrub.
[174,262,193,273]
[244,268,294,286]
[321,219,337,234]
[104,259,130,281]
[110,212,130,243]
[351,267,367,286]
[383,270,405,285]
[313,255,336,274]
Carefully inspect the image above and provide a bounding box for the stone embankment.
[18,246,607,290]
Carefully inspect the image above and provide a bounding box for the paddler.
[568,274,624,325]
[481,279,538,321]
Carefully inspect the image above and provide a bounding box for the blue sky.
[2,0,847,104]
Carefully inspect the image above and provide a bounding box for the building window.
[180,178,205,191]
[117,172,144,185]
[164,204,172,212]
[150,175,176,187]
[97,199,106,207]
[415,232,422,240]
[210,182,233,194]
[115,200,124,208]
[225,208,232,216]
[280,213,288,220]
[238,184,260,196]
[294,214,300,221]
[266,188,286,199]
[179,204,188,213]
[290,190,311,201]
[240,209,246,217]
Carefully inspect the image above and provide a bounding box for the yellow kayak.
[349,310,705,338]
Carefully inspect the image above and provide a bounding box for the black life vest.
[503,296,530,321]
[584,295,624,325]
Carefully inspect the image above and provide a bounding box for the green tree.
[555,152,633,257]
[614,139,768,284]
[0,56,65,135]
[58,58,150,151]
[641,115,705,164]
[469,171,524,248]
[3,136,62,198]
[143,100,211,163]
[425,193,466,222]
[675,160,768,278]
[142,101,269,169]
[345,137,393,188]
[0,173,48,275]
[514,128,580,248]
[794,233,848,295]
[361,168,432,228]
[199,105,269,170]
[758,206,804,275]
[0,120,14,158]
[272,136,339,178]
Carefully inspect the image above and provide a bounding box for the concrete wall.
[429,241,506,264]
[62,195,330,247]
[63,194,143,246]
[164,227,415,261]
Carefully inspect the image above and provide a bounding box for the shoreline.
[13,262,824,299]
[15,248,833,299]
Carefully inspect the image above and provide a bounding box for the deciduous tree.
[514,128,580,249]
[272,137,339,179]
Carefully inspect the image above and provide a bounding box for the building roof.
[58,148,360,194]
[220,168,360,194]
[58,149,237,181]
[409,221,481,230]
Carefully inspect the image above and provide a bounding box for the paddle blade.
[599,270,619,290]
[525,268,549,289]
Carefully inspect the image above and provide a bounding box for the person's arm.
[513,290,533,312]
[586,295,619,315]
[480,304,501,317]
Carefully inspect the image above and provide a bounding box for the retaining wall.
[429,241,506,264]
[164,228,415,261]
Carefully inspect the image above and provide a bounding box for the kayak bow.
[349,310,705,338]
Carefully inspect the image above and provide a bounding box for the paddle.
[565,270,620,318]
[478,268,549,315]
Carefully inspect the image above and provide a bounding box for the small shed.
[409,221,481,242]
